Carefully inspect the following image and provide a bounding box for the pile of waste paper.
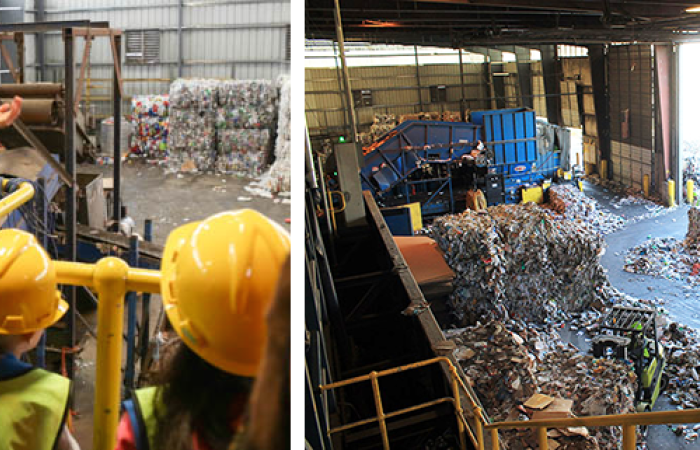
[358,114,397,146]
[545,185,626,235]
[447,321,637,449]
[624,208,700,284]
[430,203,608,323]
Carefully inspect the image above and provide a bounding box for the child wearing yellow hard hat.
[114,209,290,450]
[0,230,80,450]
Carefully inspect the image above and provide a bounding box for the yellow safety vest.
[0,368,71,450]
[130,386,243,450]
[132,386,159,450]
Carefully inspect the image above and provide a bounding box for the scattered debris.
[447,321,636,449]
[624,208,700,284]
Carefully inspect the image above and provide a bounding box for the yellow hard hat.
[161,210,290,377]
[0,230,68,335]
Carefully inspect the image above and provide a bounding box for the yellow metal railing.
[323,354,700,450]
[319,356,490,450]
[0,180,35,219]
[485,409,700,450]
[54,260,162,450]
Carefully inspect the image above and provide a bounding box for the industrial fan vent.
[125,30,160,64]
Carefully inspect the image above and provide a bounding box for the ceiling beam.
[396,0,697,18]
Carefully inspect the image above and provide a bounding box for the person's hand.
[0,96,22,128]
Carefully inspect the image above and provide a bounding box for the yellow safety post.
[688,180,695,205]
[668,180,676,207]
[600,160,608,180]
[578,180,584,192]
[55,260,162,450]
[643,174,650,198]
[537,427,548,449]
[622,424,636,450]
[0,180,34,219]
[490,429,499,450]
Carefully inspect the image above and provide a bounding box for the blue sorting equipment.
[471,108,559,203]
[361,120,480,216]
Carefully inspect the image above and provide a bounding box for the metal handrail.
[321,353,700,450]
[485,408,700,450]
[319,356,490,450]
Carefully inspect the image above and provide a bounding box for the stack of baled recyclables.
[471,108,560,204]
[167,78,277,176]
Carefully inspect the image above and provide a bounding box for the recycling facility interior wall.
[608,44,654,189]
[305,60,545,139]
[20,0,290,117]
[560,56,597,170]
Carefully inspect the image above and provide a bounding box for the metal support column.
[540,45,562,125]
[459,48,466,121]
[124,236,139,391]
[332,0,359,142]
[36,177,47,368]
[415,45,424,111]
[113,34,122,226]
[513,46,533,109]
[36,0,46,81]
[139,219,153,376]
[589,45,611,175]
[63,27,77,379]
[177,0,184,77]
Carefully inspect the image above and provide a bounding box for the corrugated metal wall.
[306,61,528,137]
[608,44,654,188]
[22,0,290,116]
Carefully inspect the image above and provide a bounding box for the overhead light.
[359,20,401,28]
[686,6,700,12]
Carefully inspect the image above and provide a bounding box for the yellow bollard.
[688,180,695,205]
[600,160,608,180]
[578,180,584,192]
[622,424,636,450]
[537,427,548,449]
[668,179,676,208]
[643,174,650,198]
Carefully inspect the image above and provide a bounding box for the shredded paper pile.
[447,321,636,449]
[430,203,608,323]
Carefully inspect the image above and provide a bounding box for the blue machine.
[361,109,561,214]
[360,120,480,216]
[472,108,560,203]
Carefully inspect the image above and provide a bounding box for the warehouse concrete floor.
[71,161,291,447]
[586,181,697,448]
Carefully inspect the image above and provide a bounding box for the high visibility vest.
[0,368,71,450]
[125,386,159,450]
[126,386,244,450]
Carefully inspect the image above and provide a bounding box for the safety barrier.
[319,356,489,450]
[322,356,700,450]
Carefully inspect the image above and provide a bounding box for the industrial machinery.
[360,108,563,219]
[592,306,668,414]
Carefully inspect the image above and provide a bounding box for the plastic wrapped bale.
[247,74,291,196]
[168,109,216,171]
[130,95,169,158]
[216,129,271,176]
[169,78,218,110]
[215,80,276,130]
